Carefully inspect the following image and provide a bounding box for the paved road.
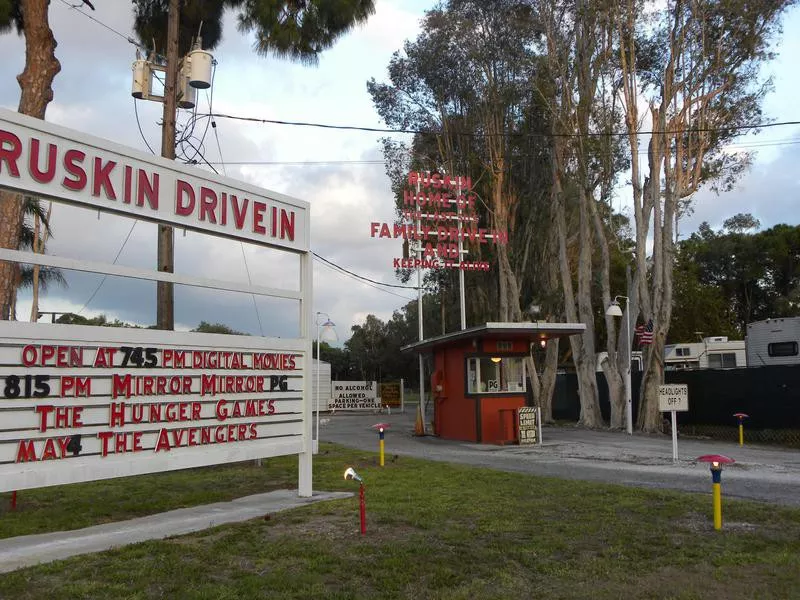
[319,410,800,507]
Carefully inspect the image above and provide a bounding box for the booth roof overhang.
[401,321,587,354]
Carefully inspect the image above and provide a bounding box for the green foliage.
[671,218,800,340]
[191,321,246,335]
[313,340,350,379]
[368,0,564,325]
[17,198,66,295]
[0,0,21,34]
[54,313,142,328]
[132,0,375,63]
[132,0,232,57]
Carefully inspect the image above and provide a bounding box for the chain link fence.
[678,424,800,449]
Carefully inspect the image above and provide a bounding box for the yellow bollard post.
[733,413,749,447]
[379,427,385,467]
[372,423,390,467]
[712,476,722,530]
[697,454,734,531]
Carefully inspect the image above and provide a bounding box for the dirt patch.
[261,512,420,544]
[674,512,759,534]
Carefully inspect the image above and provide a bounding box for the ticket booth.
[403,322,585,444]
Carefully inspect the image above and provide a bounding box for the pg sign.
[658,384,689,412]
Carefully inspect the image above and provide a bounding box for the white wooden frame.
[0,109,313,496]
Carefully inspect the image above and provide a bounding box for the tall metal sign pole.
[157,0,180,330]
[457,181,466,330]
[416,178,427,434]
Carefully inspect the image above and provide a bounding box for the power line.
[312,251,419,291]
[204,159,386,166]
[77,220,138,314]
[210,111,800,139]
[133,99,156,155]
[314,255,416,301]
[57,0,147,53]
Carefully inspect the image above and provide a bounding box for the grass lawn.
[1,444,799,599]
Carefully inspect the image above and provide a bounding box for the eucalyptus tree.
[369,0,546,319]
[535,0,629,428]
[614,0,796,430]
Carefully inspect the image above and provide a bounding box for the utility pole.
[157,0,180,330]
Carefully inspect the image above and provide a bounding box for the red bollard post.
[359,484,366,535]
[344,467,366,535]
[10,490,17,511]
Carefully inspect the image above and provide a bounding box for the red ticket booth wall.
[431,336,531,444]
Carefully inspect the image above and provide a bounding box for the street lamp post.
[606,295,632,435]
[315,312,338,453]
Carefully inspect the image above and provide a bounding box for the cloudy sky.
[1,1,799,343]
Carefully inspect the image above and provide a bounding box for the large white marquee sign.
[0,108,314,495]
[0,324,305,491]
[0,108,307,250]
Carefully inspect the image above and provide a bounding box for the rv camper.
[664,336,746,370]
[746,317,800,367]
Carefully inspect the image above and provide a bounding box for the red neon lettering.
[98,431,114,457]
[252,201,267,234]
[62,149,87,191]
[0,129,22,177]
[28,138,58,183]
[231,195,248,230]
[92,157,117,199]
[137,169,159,209]
[15,440,36,462]
[175,179,194,216]
[280,209,295,240]
[199,186,217,223]
[123,165,133,203]
[21,345,37,366]
[35,405,54,432]
[155,428,171,452]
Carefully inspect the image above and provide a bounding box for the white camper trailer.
[746,317,800,367]
[664,336,746,370]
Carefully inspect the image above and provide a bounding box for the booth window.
[467,357,526,393]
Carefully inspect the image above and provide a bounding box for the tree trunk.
[539,340,560,423]
[574,187,603,428]
[0,0,61,320]
[29,211,41,322]
[555,158,603,428]
[29,200,52,322]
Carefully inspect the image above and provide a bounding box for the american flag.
[636,318,654,345]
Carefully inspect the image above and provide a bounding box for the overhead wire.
[133,99,156,155]
[312,251,419,291]
[77,221,138,314]
[313,254,417,301]
[57,0,150,54]
[208,111,800,140]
